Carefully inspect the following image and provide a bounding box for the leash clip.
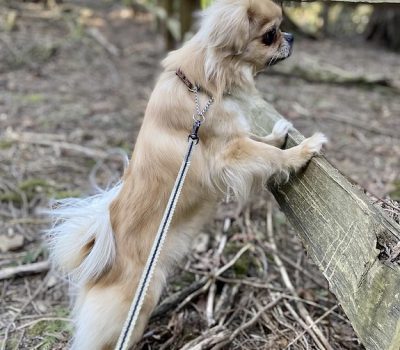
[188,119,202,144]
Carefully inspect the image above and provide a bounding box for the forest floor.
[0,1,399,349]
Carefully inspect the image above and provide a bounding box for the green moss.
[0,191,22,203]
[18,93,45,104]
[28,320,48,336]
[170,271,195,291]
[22,247,45,264]
[0,178,80,205]
[52,189,81,199]
[19,178,51,192]
[5,335,19,349]
[0,140,13,149]
[223,241,241,255]
[55,307,70,318]
[28,316,72,349]
[233,253,252,276]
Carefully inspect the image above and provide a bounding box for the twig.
[178,326,230,350]
[176,279,213,311]
[0,261,50,280]
[212,296,283,349]
[266,202,334,350]
[284,305,339,349]
[214,275,285,291]
[2,273,50,350]
[206,281,217,326]
[229,296,283,341]
[215,243,252,276]
[6,217,50,225]
[5,130,108,159]
[86,27,121,57]
[283,300,320,349]
[263,241,327,288]
[151,277,208,321]
[214,284,239,325]
[16,317,71,331]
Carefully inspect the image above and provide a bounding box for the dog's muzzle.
[267,32,294,66]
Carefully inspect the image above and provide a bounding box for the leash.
[115,72,214,350]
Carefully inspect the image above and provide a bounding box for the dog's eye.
[262,28,277,46]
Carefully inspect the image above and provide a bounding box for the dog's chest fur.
[222,98,251,132]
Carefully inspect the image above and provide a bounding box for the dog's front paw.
[300,132,328,158]
[271,119,292,147]
[272,119,292,139]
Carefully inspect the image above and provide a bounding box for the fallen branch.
[4,130,108,159]
[269,59,399,91]
[0,261,50,280]
[236,92,400,350]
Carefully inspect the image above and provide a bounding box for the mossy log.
[235,92,400,350]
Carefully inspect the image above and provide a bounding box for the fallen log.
[235,92,400,350]
[268,59,399,91]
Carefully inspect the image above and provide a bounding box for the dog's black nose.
[283,32,294,45]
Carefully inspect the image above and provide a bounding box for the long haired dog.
[48,0,326,348]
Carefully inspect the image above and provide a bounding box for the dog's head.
[200,0,293,73]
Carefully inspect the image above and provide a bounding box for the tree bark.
[180,0,199,41]
[366,5,400,51]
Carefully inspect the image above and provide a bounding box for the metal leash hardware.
[115,88,214,350]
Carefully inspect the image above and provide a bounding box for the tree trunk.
[180,0,199,41]
[366,5,400,51]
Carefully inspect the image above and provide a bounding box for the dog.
[48,0,327,348]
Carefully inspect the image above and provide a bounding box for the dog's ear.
[201,0,251,54]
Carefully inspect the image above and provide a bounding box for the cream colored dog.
[48,0,327,348]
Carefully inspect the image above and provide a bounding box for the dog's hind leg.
[71,285,129,350]
[72,271,165,350]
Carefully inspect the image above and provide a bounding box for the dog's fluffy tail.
[47,183,122,285]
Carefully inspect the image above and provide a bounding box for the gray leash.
[115,87,213,350]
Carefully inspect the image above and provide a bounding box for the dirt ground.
[0,1,399,349]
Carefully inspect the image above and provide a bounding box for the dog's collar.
[176,69,199,93]
[176,68,231,97]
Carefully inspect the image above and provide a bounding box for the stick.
[284,305,339,349]
[5,130,108,159]
[266,202,333,350]
[0,261,50,280]
[211,296,283,350]
[150,277,208,321]
[178,326,230,350]
[86,27,120,57]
